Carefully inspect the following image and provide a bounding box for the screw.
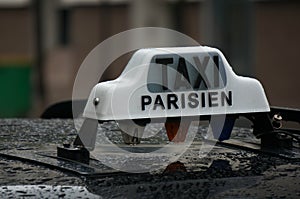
[273,114,282,121]
[272,114,282,129]
[93,97,100,106]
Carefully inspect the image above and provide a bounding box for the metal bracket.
[57,145,90,164]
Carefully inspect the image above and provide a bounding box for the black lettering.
[193,56,211,89]
[156,58,173,90]
[221,91,232,106]
[156,58,173,65]
[188,93,199,108]
[153,95,165,110]
[201,92,206,107]
[208,92,218,107]
[141,95,152,111]
[181,93,185,109]
[174,57,191,90]
[167,94,179,109]
[213,56,219,88]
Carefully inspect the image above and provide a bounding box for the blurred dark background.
[0,0,299,117]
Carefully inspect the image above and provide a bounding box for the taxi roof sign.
[83,46,270,121]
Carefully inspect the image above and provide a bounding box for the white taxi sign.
[83,46,270,121]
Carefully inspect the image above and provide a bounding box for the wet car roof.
[0,119,300,198]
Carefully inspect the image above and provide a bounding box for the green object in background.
[0,63,32,118]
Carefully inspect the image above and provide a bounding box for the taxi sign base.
[57,146,90,164]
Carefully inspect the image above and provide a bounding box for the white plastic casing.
[83,46,270,121]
